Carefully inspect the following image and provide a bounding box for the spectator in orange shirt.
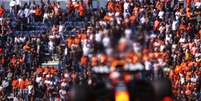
[81,32,88,41]
[154,18,160,32]
[74,36,81,45]
[18,77,26,100]
[50,67,58,75]
[129,15,137,24]
[0,6,5,17]
[23,43,31,52]
[67,36,74,48]
[24,78,31,89]
[11,56,17,68]
[186,7,191,19]
[78,2,85,17]
[12,77,18,96]
[66,0,74,16]
[80,55,88,66]
[107,0,114,12]
[100,53,107,65]
[35,6,42,22]
[18,78,25,90]
[104,14,113,21]
[91,55,98,67]
[36,67,43,74]
[114,1,123,13]
[43,67,49,74]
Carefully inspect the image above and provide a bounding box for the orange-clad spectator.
[118,42,126,52]
[78,3,85,17]
[81,33,88,41]
[18,79,25,90]
[80,56,88,65]
[24,79,31,89]
[142,54,149,61]
[100,54,107,64]
[129,15,137,23]
[169,70,174,78]
[142,48,149,54]
[36,67,43,74]
[44,67,49,74]
[67,37,74,48]
[71,72,77,81]
[154,52,161,58]
[115,2,123,12]
[127,52,134,59]
[23,44,31,52]
[12,79,18,90]
[74,2,80,10]
[176,31,181,38]
[180,62,187,69]
[0,6,4,17]
[91,55,98,66]
[187,0,192,7]
[187,23,193,33]
[12,78,18,96]
[149,52,154,59]
[132,54,139,64]
[175,65,182,74]
[77,32,82,39]
[1,57,5,65]
[154,19,160,31]
[19,57,24,65]
[107,0,114,11]
[35,6,42,17]
[74,37,81,45]
[179,22,187,31]
[124,73,131,82]
[111,59,118,69]
[163,53,169,61]
[104,15,113,21]
[188,61,194,67]
[50,67,58,75]
[125,52,134,63]
[111,59,125,69]
[11,56,17,67]
[66,0,74,15]
[118,60,126,66]
[186,7,191,19]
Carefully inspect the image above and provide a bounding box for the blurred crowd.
[0,0,201,101]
